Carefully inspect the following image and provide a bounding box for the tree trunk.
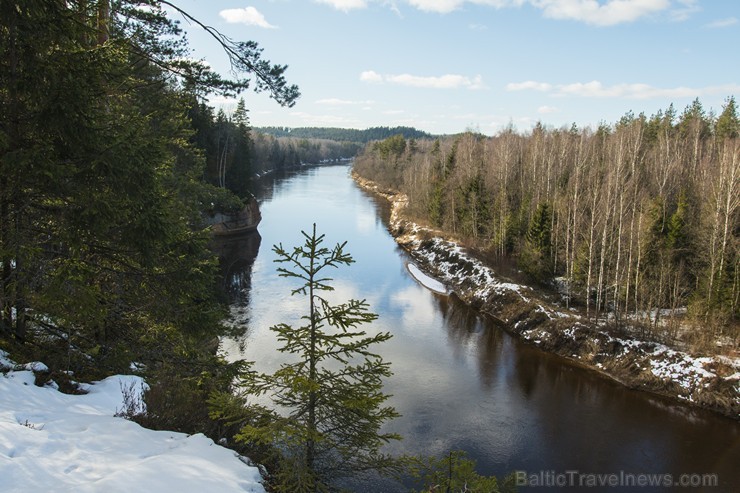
[0,181,11,333]
[307,228,318,470]
[586,187,598,319]
[97,0,110,45]
[716,142,738,305]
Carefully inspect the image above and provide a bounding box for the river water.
[217,164,739,492]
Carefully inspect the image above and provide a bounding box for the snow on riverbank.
[412,236,531,302]
[353,172,740,417]
[520,325,740,401]
[412,227,739,414]
[0,350,265,493]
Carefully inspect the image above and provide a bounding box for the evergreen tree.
[429,182,446,227]
[527,202,553,258]
[230,98,254,197]
[235,225,401,492]
[427,139,446,227]
[456,174,490,239]
[716,96,739,139]
[0,0,226,361]
[411,450,517,493]
[519,202,553,280]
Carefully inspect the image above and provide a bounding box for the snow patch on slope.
[0,352,265,493]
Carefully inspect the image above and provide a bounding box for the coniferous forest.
[354,101,739,350]
[0,0,298,366]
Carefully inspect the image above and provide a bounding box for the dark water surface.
[217,164,739,492]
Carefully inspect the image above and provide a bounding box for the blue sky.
[169,0,739,135]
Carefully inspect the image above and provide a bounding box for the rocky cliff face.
[353,171,740,418]
[209,197,262,236]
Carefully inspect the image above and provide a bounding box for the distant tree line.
[187,105,364,195]
[257,125,434,143]
[354,98,739,349]
[251,133,362,174]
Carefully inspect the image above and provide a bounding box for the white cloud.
[507,80,740,99]
[531,0,670,26]
[705,17,738,29]
[219,7,277,28]
[316,98,376,105]
[468,75,486,89]
[315,0,369,12]
[669,0,700,22]
[406,0,463,13]
[388,1,404,16]
[360,70,384,83]
[506,80,552,91]
[319,0,675,25]
[207,95,238,107]
[363,71,486,89]
[405,0,517,14]
[384,73,474,89]
[289,111,366,126]
[538,105,559,113]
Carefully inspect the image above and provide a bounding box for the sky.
[168,0,739,135]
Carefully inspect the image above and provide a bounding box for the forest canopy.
[354,98,739,349]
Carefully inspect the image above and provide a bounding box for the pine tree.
[236,225,401,492]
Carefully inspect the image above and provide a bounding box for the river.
[216,164,739,492]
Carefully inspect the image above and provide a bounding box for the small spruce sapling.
[236,224,401,492]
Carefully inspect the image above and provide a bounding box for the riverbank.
[352,171,740,419]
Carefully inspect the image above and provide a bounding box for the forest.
[354,100,739,351]
[194,119,435,198]
[0,0,304,366]
[256,125,435,143]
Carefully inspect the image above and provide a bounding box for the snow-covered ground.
[0,350,265,493]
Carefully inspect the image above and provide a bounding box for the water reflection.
[222,165,740,493]
[211,231,261,304]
